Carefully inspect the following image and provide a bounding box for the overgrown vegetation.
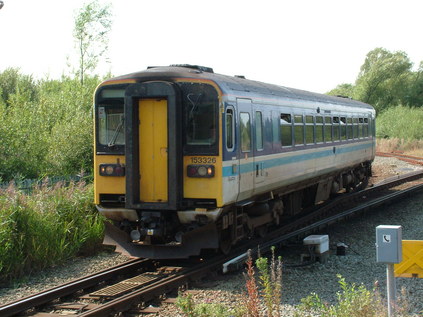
[176,252,413,317]
[376,106,423,140]
[0,69,100,181]
[0,181,103,282]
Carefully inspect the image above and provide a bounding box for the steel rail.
[78,259,225,317]
[0,258,152,317]
[376,152,423,166]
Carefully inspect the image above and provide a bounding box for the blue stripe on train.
[222,142,373,177]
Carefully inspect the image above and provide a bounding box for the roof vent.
[235,75,246,79]
[169,64,214,73]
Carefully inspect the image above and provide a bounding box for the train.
[94,65,375,258]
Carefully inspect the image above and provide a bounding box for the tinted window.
[280,113,292,146]
[226,108,234,151]
[294,115,304,145]
[305,115,314,144]
[240,112,251,152]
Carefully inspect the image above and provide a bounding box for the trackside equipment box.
[303,235,329,254]
[376,225,402,263]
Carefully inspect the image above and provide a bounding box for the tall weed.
[0,181,103,282]
[376,106,423,140]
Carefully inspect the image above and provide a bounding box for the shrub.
[296,275,376,317]
[376,106,423,140]
[0,181,104,282]
[176,292,241,317]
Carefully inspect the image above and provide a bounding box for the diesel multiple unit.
[94,65,375,258]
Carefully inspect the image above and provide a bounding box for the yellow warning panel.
[394,240,423,278]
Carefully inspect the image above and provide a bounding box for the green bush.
[0,181,104,282]
[376,105,423,140]
[0,69,100,181]
[176,292,241,317]
[296,275,376,317]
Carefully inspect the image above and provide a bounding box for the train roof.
[106,65,374,110]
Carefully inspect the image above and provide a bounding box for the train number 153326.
[190,157,217,164]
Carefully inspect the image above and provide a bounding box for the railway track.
[1,170,423,317]
[376,151,423,166]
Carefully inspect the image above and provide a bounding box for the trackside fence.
[0,175,91,194]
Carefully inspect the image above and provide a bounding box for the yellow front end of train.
[94,74,224,258]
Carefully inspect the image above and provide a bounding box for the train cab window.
[179,83,219,155]
[340,117,347,141]
[98,107,124,146]
[294,115,304,146]
[324,117,332,142]
[305,115,314,144]
[240,112,251,152]
[333,117,340,141]
[280,113,292,147]
[353,118,359,139]
[255,111,263,151]
[96,87,126,154]
[359,118,364,138]
[226,108,235,151]
[316,116,324,143]
[347,118,353,140]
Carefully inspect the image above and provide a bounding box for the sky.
[0,0,422,93]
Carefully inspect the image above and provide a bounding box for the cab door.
[237,98,255,201]
[139,99,168,202]
[124,82,181,211]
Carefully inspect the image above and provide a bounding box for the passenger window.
[353,118,359,138]
[324,117,332,142]
[240,112,251,152]
[316,116,324,143]
[226,108,234,151]
[333,117,340,141]
[294,115,304,146]
[340,117,347,140]
[347,118,353,140]
[363,118,369,137]
[272,111,280,145]
[280,113,292,147]
[359,118,364,138]
[255,111,263,150]
[306,115,314,144]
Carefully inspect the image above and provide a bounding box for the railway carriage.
[94,65,375,258]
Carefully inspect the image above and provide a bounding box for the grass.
[376,106,423,141]
[377,138,423,156]
[176,250,415,317]
[0,180,104,283]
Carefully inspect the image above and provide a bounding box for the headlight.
[99,164,125,176]
[187,165,215,178]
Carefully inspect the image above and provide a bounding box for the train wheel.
[356,177,369,191]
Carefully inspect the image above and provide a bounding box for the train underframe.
[103,161,372,259]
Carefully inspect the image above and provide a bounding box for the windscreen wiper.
[108,117,124,148]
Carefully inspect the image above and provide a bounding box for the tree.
[353,48,412,113]
[405,61,423,107]
[0,68,38,107]
[73,0,112,85]
[327,83,355,98]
